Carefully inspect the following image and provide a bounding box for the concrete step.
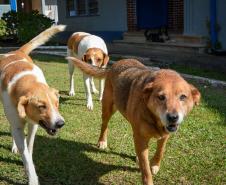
[123,32,146,43]
[112,40,206,54]
[170,34,206,44]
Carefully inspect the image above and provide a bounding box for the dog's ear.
[102,54,109,67]
[17,96,28,119]
[190,84,201,106]
[82,54,87,62]
[143,82,154,101]
[50,87,60,99]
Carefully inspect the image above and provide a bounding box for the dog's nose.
[55,120,65,129]
[167,113,179,123]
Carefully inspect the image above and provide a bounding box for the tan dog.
[67,32,109,110]
[0,25,65,185]
[67,57,201,185]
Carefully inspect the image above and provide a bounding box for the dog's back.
[67,32,108,59]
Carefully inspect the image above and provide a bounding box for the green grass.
[0,54,225,185]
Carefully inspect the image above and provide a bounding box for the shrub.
[0,19,7,37]
[1,10,54,43]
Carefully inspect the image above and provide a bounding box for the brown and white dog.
[67,57,201,185]
[67,32,109,110]
[0,25,65,185]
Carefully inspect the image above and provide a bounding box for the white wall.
[0,4,10,17]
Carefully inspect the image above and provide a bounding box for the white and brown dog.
[67,32,109,110]
[0,25,65,185]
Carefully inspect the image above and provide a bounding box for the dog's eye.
[38,105,46,110]
[180,94,187,101]
[158,95,166,101]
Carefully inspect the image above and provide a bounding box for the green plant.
[205,18,222,50]
[1,10,54,43]
[0,19,7,37]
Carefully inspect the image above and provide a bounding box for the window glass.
[66,0,99,17]
[88,0,99,15]
[76,0,86,16]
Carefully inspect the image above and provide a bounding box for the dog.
[67,57,201,185]
[0,25,66,185]
[67,32,109,110]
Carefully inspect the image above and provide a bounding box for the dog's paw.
[151,165,160,175]
[11,145,18,154]
[69,91,75,96]
[97,140,107,149]
[87,102,93,110]
[92,89,99,94]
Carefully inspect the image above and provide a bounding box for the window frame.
[66,0,99,18]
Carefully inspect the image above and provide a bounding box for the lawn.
[0,54,225,185]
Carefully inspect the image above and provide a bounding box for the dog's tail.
[66,57,108,79]
[19,25,66,55]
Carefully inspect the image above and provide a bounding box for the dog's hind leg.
[27,123,38,156]
[97,79,115,149]
[150,135,169,175]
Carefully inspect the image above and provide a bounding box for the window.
[0,0,10,4]
[66,0,99,17]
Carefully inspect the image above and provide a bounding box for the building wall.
[184,0,226,49]
[184,0,209,36]
[0,4,10,17]
[32,0,42,12]
[217,0,226,49]
[57,0,127,42]
[168,0,183,33]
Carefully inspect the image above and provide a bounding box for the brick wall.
[168,0,184,33]
[127,0,137,31]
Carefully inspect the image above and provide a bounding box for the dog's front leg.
[150,135,169,175]
[27,123,38,157]
[90,77,99,94]
[83,74,93,110]
[11,124,39,185]
[133,133,153,185]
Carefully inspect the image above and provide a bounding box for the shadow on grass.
[0,135,137,185]
[32,54,67,64]
[33,136,138,185]
[192,81,226,124]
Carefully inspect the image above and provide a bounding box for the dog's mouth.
[166,124,179,133]
[39,120,57,136]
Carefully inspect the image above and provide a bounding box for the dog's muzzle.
[165,113,179,132]
[39,119,65,136]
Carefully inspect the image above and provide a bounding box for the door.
[136,0,168,29]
